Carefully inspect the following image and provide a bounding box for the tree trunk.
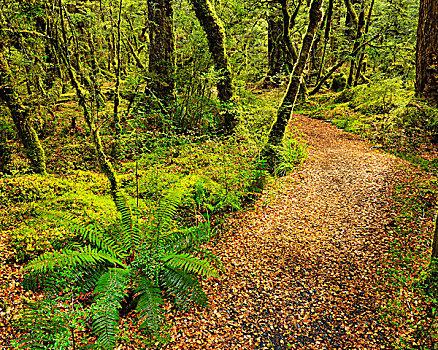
[53,2,120,203]
[189,0,235,132]
[415,0,438,106]
[353,0,375,86]
[0,52,47,174]
[347,0,365,87]
[280,0,300,70]
[344,0,359,38]
[148,0,175,104]
[265,0,301,85]
[266,14,284,82]
[262,0,324,174]
[316,0,334,84]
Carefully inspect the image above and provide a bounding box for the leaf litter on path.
[166,114,410,350]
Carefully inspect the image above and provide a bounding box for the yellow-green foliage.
[0,175,73,207]
[335,78,413,115]
[6,224,62,262]
[178,174,225,208]
[302,79,415,136]
[1,172,118,261]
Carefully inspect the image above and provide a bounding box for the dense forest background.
[1,0,438,348]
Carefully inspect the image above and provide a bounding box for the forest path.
[167,114,403,350]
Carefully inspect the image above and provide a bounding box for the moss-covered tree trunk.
[316,0,334,84]
[266,14,284,82]
[148,0,175,104]
[344,0,359,38]
[189,0,236,133]
[262,0,324,174]
[53,3,120,202]
[415,0,438,106]
[347,1,365,87]
[0,52,47,174]
[281,0,300,69]
[353,0,375,86]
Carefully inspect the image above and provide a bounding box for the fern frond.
[191,247,224,272]
[26,247,126,273]
[135,276,164,334]
[163,223,211,254]
[14,301,69,349]
[93,268,130,349]
[160,266,208,309]
[150,188,183,235]
[161,253,219,278]
[113,193,142,251]
[47,211,125,258]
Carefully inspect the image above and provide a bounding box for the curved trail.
[168,115,403,349]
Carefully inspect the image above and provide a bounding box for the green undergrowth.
[299,78,438,173]
[380,170,438,349]
[1,86,307,348]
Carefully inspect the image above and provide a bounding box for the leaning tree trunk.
[53,2,120,203]
[0,52,47,174]
[148,0,175,104]
[262,0,324,174]
[189,0,235,133]
[415,0,438,106]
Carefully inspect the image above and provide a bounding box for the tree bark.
[353,0,375,86]
[281,0,300,69]
[148,0,175,104]
[262,0,324,174]
[53,2,120,202]
[344,0,359,37]
[316,0,334,84]
[267,13,284,82]
[415,0,438,106]
[189,0,235,132]
[0,52,47,174]
[347,0,366,87]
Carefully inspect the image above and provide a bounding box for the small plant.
[275,137,308,176]
[20,189,220,349]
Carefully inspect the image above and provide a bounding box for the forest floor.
[166,114,410,350]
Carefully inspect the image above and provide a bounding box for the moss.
[0,174,73,207]
[331,73,347,92]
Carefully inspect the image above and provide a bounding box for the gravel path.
[167,114,403,349]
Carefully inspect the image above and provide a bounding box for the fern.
[113,193,142,251]
[165,223,211,253]
[150,188,183,236]
[47,212,125,258]
[21,187,220,347]
[12,300,71,349]
[25,247,125,273]
[160,266,208,309]
[92,268,130,348]
[135,276,165,334]
[162,252,219,278]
